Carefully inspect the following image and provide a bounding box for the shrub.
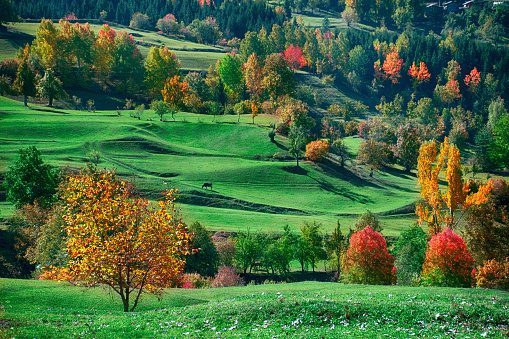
[341,226,396,285]
[212,231,235,267]
[211,266,244,288]
[305,140,329,161]
[38,266,74,282]
[421,228,474,287]
[182,273,211,289]
[475,258,509,290]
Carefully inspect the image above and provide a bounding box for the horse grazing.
[202,182,213,190]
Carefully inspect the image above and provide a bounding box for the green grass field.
[0,96,420,235]
[1,278,508,338]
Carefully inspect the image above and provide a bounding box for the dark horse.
[202,183,212,190]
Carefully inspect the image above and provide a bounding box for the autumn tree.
[416,138,493,235]
[262,53,295,100]
[14,44,36,106]
[243,53,263,99]
[145,46,181,99]
[161,75,189,120]
[381,51,403,86]
[421,228,474,287]
[464,67,481,93]
[94,24,116,89]
[357,139,390,177]
[408,61,431,91]
[434,79,461,107]
[393,123,421,172]
[341,7,360,27]
[305,140,329,161]
[341,226,396,285]
[283,44,306,70]
[111,30,144,94]
[36,68,67,107]
[463,179,509,264]
[62,169,191,312]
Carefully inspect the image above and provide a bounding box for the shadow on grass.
[281,165,307,175]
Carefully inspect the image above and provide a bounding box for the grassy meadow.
[1,278,508,338]
[0,96,421,235]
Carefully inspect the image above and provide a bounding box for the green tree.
[150,100,171,121]
[0,0,18,29]
[129,12,151,30]
[111,31,144,94]
[353,210,382,233]
[234,229,261,274]
[348,45,368,79]
[185,222,218,277]
[288,125,308,168]
[218,53,243,102]
[262,53,295,100]
[300,221,325,272]
[36,68,68,107]
[324,221,344,273]
[14,44,36,106]
[393,225,427,285]
[4,146,59,209]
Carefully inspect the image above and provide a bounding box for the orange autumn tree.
[382,51,403,86]
[162,75,190,121]
[464,67,481,93]
[62,169,191,312]
[305,140,329,161]
[416,138,493,235]
[408,61,431,90]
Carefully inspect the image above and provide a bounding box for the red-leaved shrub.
[475,258,509,290]
[211,266,244,288]
[181,281,196,289]
[341,226,396,285]
[421,227,474,287]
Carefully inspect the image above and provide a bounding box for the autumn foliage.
[474,258,509,290]
[305,140,329,161]
[62,169,191,312]
[283,44,307,70]
[382,51,403,85]
[408,61,431,88]
[421,228,474,287]
[341,226,396,285]
[464,67,481,93]
[416,138,493,235]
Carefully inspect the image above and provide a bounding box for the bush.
[305,140,329,161]
[341,226,396,285]
[182,273,211,289]
[421,228,474,287]
[212,231,235,267]
[38,266,74,282]
[211,266,244,288]
[475,258,509,290]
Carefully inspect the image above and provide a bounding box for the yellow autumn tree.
[62,169,191,312]
[416,138,493,235]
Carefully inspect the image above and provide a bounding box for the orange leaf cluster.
[162,75,190,109]
[408,61,431,87]
[382,51,403,84]
[475,258,509,290]
[305,140,329,161]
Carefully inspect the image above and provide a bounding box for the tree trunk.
[24,95,28,106]
[49,96,53,107]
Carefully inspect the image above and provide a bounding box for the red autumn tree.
[382,51,403,85]
[341,226,396,285]
[62,169,192,312]
[464,67,481,93]
[408,61,431,90]
[283,44,307,70]
[305,140,329,161]
[421,228,474,287]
